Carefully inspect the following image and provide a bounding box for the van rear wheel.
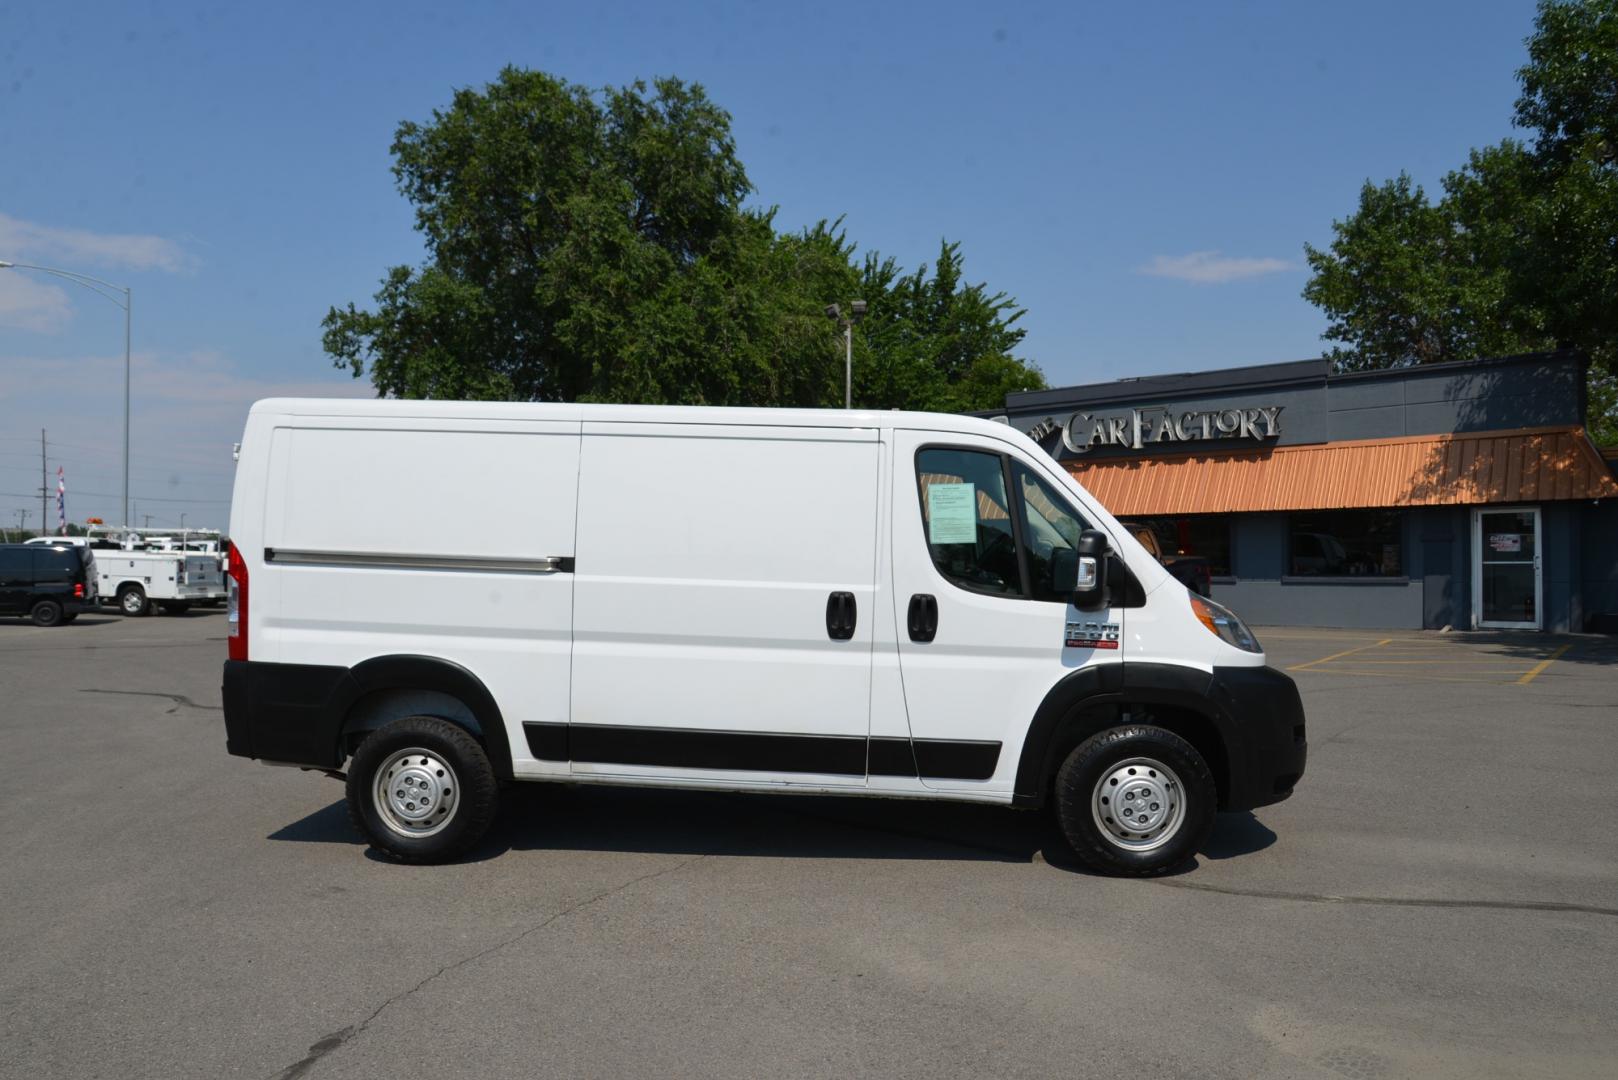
[30,600,64,627]
[1054,725,1216,877]
[346,715,498,864]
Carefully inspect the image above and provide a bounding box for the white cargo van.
[223,399,1305,875]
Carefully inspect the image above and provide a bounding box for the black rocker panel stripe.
[523,724,1000,782]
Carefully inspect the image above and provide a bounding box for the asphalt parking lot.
[2,612,1615,1080]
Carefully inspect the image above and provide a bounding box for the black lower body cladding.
[222,656,517,776]
[222,659,353,767]
[1208,665,1307,811]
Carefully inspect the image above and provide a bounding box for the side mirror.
[1072,529,1111,611]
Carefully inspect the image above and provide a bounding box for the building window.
[1288,510,1404,577]
[1126,516,1233,577]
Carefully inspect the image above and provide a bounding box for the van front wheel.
[1054,725,1216,877]
[346,715,498,864]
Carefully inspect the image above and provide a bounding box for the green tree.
[1302,0,1618,442]
[325,67,1042,412]
[855,239,1042,411]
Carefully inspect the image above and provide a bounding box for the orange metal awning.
[1065,426,1618,516]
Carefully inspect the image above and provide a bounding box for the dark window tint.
[0,547,30,574]
[1129,516,1233,576]
[915,448,1023,597]
[1288,511,1404,577]
[1013,464,1091,603]
[33,548,78,577]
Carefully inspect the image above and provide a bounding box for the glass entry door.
[1472,507,1541,629]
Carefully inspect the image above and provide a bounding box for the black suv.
[0,543,96,626]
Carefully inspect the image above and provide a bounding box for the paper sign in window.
[927,483,978,544]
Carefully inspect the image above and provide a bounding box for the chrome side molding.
[263,549,574,574]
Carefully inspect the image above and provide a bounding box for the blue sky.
[1,0,1538,529]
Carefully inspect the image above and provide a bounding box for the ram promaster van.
[222,400,1306,875]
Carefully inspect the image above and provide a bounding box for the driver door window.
[915,448,1025,598]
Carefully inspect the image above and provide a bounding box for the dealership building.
[997,350,1618,632]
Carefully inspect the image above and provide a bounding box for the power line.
[0,488,229,505]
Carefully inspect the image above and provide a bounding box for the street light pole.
[824,300,868,410]
[0,261,132,530]
[842,321,853,409]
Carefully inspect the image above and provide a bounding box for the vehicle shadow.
[1197,811,1276,860]
[268,785,1274,875]
[0,615,120,629]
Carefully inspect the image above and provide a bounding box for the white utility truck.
[222,399,1306,875]
[87,528,226,616]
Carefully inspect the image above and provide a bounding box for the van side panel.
[257,420,580,775]
[568,422,878,782]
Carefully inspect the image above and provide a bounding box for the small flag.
[56,466,66,535]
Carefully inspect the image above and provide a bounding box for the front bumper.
[1209,665,1307,811]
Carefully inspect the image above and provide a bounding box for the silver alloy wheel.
[1091,756,1187,853]
[121,588,146,615]
[373,747,460,839]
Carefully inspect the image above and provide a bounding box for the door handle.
[826,591,856,640]
[907,593,937,642]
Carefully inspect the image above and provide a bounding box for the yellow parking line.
[1306,667,1529,684]
[1517,644,1572,686]
[1346,661,1537,669]
[1289,638,1392,672]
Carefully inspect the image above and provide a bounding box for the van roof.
[247,398,1022,441]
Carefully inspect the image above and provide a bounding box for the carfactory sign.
[1028,404,1284,455]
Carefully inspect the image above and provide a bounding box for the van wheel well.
[1040,702,1230,811]
[341,688,483,759]
[1134,705,1230,811]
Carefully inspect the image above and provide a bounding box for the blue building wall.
[1212,513,1426,630]
[1204,504,1598,631]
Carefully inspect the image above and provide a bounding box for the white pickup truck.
[44,531,229,616]
[93,549,224,615]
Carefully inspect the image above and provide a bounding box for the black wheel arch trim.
[343,655,515,779]
[1011,662,1243,808]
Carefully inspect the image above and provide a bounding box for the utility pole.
[0,263,132,528]
[17,508,30,540]
[143,514,152,529]
[40,429,48,539]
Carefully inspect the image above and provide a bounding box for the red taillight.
[74,583,85,599]
[227,541,249,661]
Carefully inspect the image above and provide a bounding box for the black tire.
[346,715,498,864]
[1054,725,1216,877]
[118,586,150,617]
[30,600,64,627]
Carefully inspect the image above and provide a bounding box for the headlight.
[1190,593,1261,653]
